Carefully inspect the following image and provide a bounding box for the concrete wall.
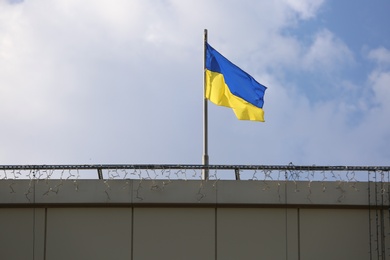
[0,180,389,260]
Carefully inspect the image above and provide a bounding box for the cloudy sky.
[1,0,389,168]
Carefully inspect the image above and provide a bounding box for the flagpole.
[202,29,209,180]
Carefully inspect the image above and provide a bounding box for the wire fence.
[1,164,390,181]
[0,164,390,181]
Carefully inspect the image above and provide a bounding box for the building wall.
[0,180,389,260]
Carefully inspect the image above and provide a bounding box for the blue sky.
[0,0,389,168]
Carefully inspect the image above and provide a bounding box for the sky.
[1,0,390,168]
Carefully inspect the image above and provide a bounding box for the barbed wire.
[1,164,389,206]
[1,164,390,180]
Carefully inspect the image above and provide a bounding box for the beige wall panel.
[36,180,132,204]
[217,180,285,205]
[285,208,299,260]
[286,181,373,206]
[217,208,288,260]
[132,180,217,204]
[33,208,46,260]
[46,208,132,260]
[133,208,215,260]
[0,208,39,260]
[0,180,34,204]
[368,209,390,259]
[300,209,371,260]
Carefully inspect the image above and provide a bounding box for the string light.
[1,165,390,205]
[196,180,206,202]
[104,180,111,201]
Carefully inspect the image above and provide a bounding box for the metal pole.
[202,29,209,180]
[97,168,103,179]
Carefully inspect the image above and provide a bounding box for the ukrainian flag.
[205,43,267,122]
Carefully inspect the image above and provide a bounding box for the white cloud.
[283,0,325,19]
[366,47,390,112]
[368,46,390,66]
[302,29,354,71]
[369,70,390,110]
